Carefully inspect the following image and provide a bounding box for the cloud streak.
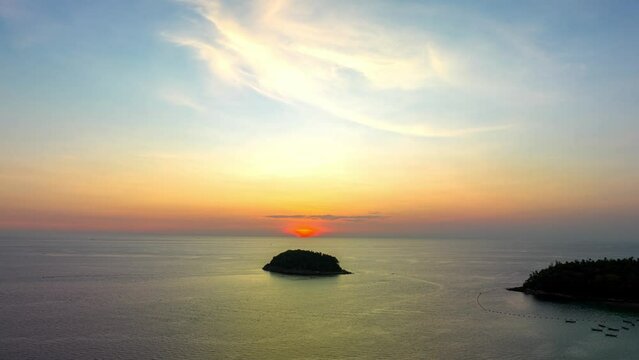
[267,213,386,222]
[167,0,545,137]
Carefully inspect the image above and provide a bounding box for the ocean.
[1,235,639,359]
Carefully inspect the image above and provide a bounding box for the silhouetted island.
[263,249,352,276]
[509,258,639,303]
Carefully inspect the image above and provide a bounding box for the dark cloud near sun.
[266,213,386,222]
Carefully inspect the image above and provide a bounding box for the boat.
[598,324,606,327]
[605,334,618,337]
[565,319,576,323]
[622,327,629,330]
[607,327,620,331]
[591,328,603,332]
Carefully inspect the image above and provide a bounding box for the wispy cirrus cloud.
[166,0,554,137]
[267,213,386,222]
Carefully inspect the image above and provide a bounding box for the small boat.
[565,319,577,323]
[607,327,620,331]
[598,324,606,328]
[623,320,633,324]
[591,328,603,332]
[605,333,618,337]
[622,327,630,330]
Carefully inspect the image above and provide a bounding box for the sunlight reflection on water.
[1,236,639,359]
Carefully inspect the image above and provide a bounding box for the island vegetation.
[509,258,639,303]
[263,249,352,276]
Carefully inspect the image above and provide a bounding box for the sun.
[293,227,317,238]
[283,224,326,238]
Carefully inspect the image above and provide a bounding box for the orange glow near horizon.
[291,226,319,238]
[294,227,317,238]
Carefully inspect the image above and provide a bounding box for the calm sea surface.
[2,236,639,359]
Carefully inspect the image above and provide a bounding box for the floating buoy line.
[476,289,638,338]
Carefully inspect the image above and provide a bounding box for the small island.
[263,249,352,276]
[509,258,639,303]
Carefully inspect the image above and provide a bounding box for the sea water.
[1,235,639,359]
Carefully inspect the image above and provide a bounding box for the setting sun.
[293,227,318,238]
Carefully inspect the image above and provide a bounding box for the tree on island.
[263,249,351,275]
[512,258,639,302]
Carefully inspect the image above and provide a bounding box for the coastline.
[507,286,639,308]
[262,264,352,276]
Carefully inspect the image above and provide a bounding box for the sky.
[1,0,638,240]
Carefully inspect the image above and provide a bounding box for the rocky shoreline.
[507,286,639,308]
[263,264,351,276]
